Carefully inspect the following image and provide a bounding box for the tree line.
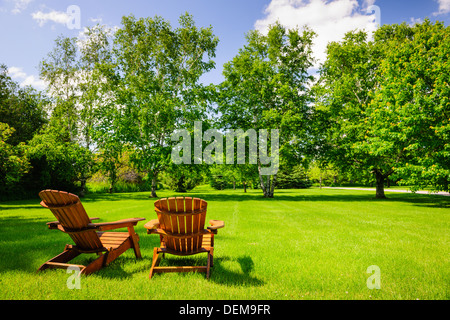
[1,13,449,200]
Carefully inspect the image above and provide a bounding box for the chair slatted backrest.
[39,190,103,251]
[154,197,207,253]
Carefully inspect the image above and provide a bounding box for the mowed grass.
[0,186,448,300]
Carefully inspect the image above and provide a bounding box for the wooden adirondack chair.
[38,190,145,275]
[144,197,224,279]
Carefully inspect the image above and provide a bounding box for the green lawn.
[0,186,448,300]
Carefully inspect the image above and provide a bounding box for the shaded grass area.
[0,186,448,300]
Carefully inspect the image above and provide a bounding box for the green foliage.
[314,20,450,197]
[23,129,95,195]
[206,164,259,191]
[2,16,449,200]
[107,13,219,197]
[0,123,30,198]
[275,165,312,189]
[160,164,204,192]
[314,29,386,196]
[369,20,450,192]
[0,64,47,146]
[218,22,316,197]
[94,147,135,193]
[207,165,235,190]
[39,36,80,142]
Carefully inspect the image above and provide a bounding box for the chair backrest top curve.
[39,189,103,250]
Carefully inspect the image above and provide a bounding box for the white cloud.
[254,0,378,68]
[89,17,103,24]
[10,0,33,14]
[8,66,47,91]
[434,0,450,15]
[31,9,71,27]
[7,66,27,79]
[362,0,376,7]
[409,17,423,26]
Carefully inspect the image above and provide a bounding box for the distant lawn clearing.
[0,186,448,300]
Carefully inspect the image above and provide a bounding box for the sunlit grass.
[0,186,448,300]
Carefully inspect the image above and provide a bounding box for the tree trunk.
[268,174,277,198]
[150,171,158,198]
[243,181,247,193]
[109,171,117,194]
[176,174,186,192]
[374,170,386,199]
[258,161,268,197]
[79,179,86,197]
[258,160,276,198]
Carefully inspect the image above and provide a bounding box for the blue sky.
[1,0,449,90]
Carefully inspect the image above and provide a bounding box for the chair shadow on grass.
[152,253,264,287]
[212,255,264,287]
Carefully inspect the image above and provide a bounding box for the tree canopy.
[1,16,449,200]
[218,22,315,197]
[314,19,450,198]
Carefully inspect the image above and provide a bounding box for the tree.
[0,123,30,198]
[314,29,393,198]
[24,128,95,195]
[39,27,118,194]
[218,22,315,197]
[161,163,204,192]
[78,24,125,194]
[315,20,450,198]
[77,24,115,150]
[39,36,79,142]
[0,64,47,200]
[110,13,218,197]
[276,164,312,189]
[369,20,450,193]
[0,64,47,146]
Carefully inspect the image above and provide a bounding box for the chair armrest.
[207,220,225,230]
[47,217,100,229]
[144,219,160,234]
[88,217,145,231]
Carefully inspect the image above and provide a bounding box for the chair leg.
[81,252,109,275]
[127,226,142,259]
[210,247,214,268]
[206,252,212,279]
[149,248,161,279]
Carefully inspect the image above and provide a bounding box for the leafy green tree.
[0,123,30,197]
[161,163,204,192]
[110,13,218,197]
[0,64,47,146]
[78,24,126,194]
[77,25,117,151]
[218,22,315,197]
[314,29,387,197]
[24,128,95,195]
[276,164,311,189]
[207,165,234,190]
[315,20,450,197]
[39,27,118,193]
[369,20,450,192]
[39,36,79,142]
